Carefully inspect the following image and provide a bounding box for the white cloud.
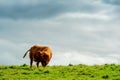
[57,12,111,20]
[51,51,119,65]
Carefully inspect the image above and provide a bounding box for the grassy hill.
[0,64,120,80]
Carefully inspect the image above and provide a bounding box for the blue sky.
[0,0,120,65]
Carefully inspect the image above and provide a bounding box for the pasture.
[0,64,120,80]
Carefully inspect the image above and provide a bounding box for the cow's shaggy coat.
[23,45,52,68]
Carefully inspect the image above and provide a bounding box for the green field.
[0,64,120,80]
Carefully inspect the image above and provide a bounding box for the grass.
[0,64,120,80]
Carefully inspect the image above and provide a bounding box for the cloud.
[101,0,120,19]
[0,0,65,19]
[102,0,120,6]
[56,12,111,21]
[0,0,114,19]
[52,51,119,65]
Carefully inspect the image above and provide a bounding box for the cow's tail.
[23,49,30,58]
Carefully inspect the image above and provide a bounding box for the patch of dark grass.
[112,77,120,80]
[0,66,8,69]
[11,72,19,75]
[0,73,4,76]
[21,64,28,67]
[22,67,30,71]
[9,66,16,69]
[1,77,9,80]
[102,75,109,79]
[34,71,40,74]
[90,75,94,78]
[22,72,30,75]
[68,64,73,66]
[44,70,50,73]
[38,69,42,71]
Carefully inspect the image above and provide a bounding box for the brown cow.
[23,45,52,68]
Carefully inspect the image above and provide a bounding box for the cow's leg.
[29,52,33,68]
[30,58,33,68]
[36,62,39,68]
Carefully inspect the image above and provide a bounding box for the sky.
[0,0,120,65]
